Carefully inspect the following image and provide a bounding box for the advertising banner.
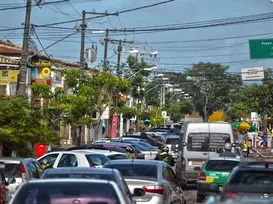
[111,114,119,138]
[31,61,51,85]
[0,70,19,85]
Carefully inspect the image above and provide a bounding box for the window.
[28,162,39,179]
[33,162,44,178]
[166,138,179,145]
[85,154,110,166]
[205,160,240,171]
[106,164,157,178]
[187,133,231,152]
[38,153,59,169]
[57,154,78,167]
[229,170,273,186]
[12,182,121,204]
[1,163,21,178]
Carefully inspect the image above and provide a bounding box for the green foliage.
[166,100,194,123]
[150,107,164,127]
[226,102,249,122]
[111,106,137,119]
[185,62,242,121]
[0,97,58,156]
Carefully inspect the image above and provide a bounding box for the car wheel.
[196,192,205,203]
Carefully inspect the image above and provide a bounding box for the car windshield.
[1,163,21,178]
[12,182,121,204]
[42,173,113,180]
[85,154,110,166]
[166,138,179,145]
[134,142,159,150]
[205,160,240,171]
[229,170,273,186]
[105,164,158,178]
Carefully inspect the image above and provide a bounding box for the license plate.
[190,161,203,165]
[206,177,214,183]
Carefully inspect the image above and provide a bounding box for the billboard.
[0,70,19,85]
[31,61,51,85]
[241,67,264,81]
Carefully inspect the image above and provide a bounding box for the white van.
[175,122,235,188]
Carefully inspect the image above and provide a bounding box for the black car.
[222,161,273,200]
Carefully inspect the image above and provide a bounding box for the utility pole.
[103,29,109,72]
[117,40,122,77]
[80,10,86,78]
[17,0,32,97]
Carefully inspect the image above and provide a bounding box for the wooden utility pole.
[117,40,122,78]
[17,0,32,97]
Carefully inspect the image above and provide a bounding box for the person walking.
[154,145,175,166]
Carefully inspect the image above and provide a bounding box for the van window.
[187,133,231,152]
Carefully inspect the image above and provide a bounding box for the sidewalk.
[252,147,273,158]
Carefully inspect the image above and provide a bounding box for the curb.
[252,148,273,158]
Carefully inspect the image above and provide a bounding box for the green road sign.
[249,39,273,59]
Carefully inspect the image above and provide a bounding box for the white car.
[71,149,128,160]
[37,151,110,169]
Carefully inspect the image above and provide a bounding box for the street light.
[125,67,158,80]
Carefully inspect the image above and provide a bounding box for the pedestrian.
[247,139,252,157]
[140,127,157,144]
[237,131,244,147]
[155,145,175,166]
[219,143,237,157]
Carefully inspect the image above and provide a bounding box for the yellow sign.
[0,70,19,85]
[209,111,224,122]
[32,61,51,67]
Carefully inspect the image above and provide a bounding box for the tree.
[0,97,58,157]
[185,62,242,122]
[150,107,164,127]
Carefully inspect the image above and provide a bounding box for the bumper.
[135,195,164,204]
[176,170,199,185]
[197,182,223,196]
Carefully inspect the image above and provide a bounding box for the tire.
[196,192,205,203]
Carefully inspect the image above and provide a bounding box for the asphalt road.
[182,150,264,204]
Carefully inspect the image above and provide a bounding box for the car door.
[161,164,173,204]
[37,153,60,169]
[56,153,79,168]
[33,162,44,178]
[166,166,185,204]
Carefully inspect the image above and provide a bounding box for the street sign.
[249,39,273,59]
[241,67,264,81]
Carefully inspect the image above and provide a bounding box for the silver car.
[9,179,133,204]
[104,159,186,204]
[0,157,44,198]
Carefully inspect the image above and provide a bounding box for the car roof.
[0,157,36,163]
[207,157,241,162]
[105,159,163,165]
[43,151,107,156]
[24,178,117,184]
[72,149,125,155]
[44,167,117,175]
[166,135,180,139]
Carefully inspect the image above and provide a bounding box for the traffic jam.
[0,122,270,204]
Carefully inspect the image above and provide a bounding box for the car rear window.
[85,154,110,166]
[105,164,157,178]
[12,182,120,204]
[42,173,113,180]
[166,138,179,145]
[187,133,231,152]
[107,154,128,160]
[205,160,240,171]
[229,170,273,185]
[1,163,21,178]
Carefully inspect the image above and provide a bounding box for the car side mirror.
[133,188,145,197]
[8,177,16,184]
[182,142,187,146]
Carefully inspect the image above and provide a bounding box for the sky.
[1,0,273,74]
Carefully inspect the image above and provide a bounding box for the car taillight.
[143,185,164,195]
[198,172,206,181]
[20,162,26,182]
[181,157,186,169]
[227,192,237,197]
